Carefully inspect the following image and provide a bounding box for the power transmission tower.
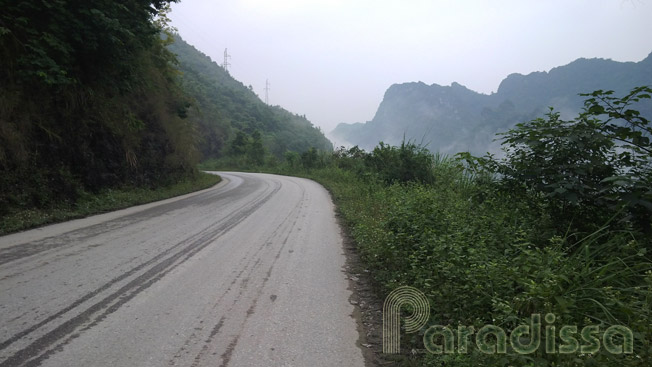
[222,48,231,73]
[264,79,270,105]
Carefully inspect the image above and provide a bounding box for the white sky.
[169,0,652,133]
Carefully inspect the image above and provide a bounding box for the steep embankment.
[1,1,199,219]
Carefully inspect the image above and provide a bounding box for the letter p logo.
[382,286,430,354]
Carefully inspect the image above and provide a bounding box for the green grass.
[0,172,221,236]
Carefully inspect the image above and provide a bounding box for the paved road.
[0,172,365,367]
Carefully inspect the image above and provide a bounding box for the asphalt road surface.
[0,172,366,367]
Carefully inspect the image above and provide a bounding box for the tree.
[301,147,319,169]
[364,141,434,184]
[229,131,248,156]
[458,86,652,233]
[247,130,265,165]
[1,0,177,87]
[284,151,300,168]
[0,0,199,213]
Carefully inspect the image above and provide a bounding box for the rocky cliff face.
[331,52,652,155]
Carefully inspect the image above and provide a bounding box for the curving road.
[0,172,366,367]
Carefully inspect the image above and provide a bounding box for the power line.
[264,79,270,105]
[222,48,231,73]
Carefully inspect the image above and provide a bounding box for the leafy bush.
[332,145,368,173]
[458,87,652,235]
[364,140,435,184]
[301,147,320,169]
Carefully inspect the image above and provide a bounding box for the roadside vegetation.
[0,1,202,233]
[0,172,220,236]
[206,87,652,366]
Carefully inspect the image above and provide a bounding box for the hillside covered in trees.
[331,53,652,155]
[0,1,331,223]
[167,35,332,162]
[1,1,200,214]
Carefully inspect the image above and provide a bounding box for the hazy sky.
[169,0,652,133]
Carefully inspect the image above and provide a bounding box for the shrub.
[458,87,652,235]
[364,140,435,184]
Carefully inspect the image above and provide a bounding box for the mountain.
[331,53,652,155]
[167,35,332,159]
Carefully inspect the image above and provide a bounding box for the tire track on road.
[0,180,281,367]
[216,183,306,367]
[178,179,307,367]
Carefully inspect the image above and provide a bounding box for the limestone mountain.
[331,53,652,155]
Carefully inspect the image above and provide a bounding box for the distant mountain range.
[330,53,652,155]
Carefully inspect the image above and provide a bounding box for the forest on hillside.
[1,1,198,215]
[0,1,330,223]
[167,35,332,162]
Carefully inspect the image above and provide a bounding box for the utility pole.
[222,48,231,73]
[264,79,270,105]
